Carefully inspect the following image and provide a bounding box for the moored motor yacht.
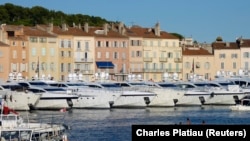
[192,80,247,105]
[27,86,78,110]
[0,82,41,111]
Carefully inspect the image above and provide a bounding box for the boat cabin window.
[157,83,177,88]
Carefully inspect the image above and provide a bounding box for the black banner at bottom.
[132,125,250,141]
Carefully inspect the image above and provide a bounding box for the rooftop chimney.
[84,23,88,33]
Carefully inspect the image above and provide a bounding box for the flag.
[60,107,67,113]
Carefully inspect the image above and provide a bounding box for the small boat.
[229,98,250,111]
[0,102,70,141]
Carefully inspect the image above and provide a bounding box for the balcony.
[167,68,182,73]
[80,70,94,74]
[159,57,168,62]
[143,68,166,73]
[75,58,93,62]
[174,58,182,63]
[143,57,152,62]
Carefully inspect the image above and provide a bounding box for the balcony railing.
[159,57,168,62]
[75,58,93,62]
[174,58,182,63]
[143,57,153,62]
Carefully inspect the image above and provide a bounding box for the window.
[204,62,210,69]
[219,54,226,58]
[61,51,64,57]
[41,62,46,70]
[158,41,161,47]
[165,42,168,47]
[221,62,224,69]
[32,48,36,56]
[97,41,101,47]
[50,63,54,71]
[61,40,64,47]
[97,52,101,59]
[114,41,118,47]
[114,52,118,59]
[233,62,236,69]
[39,37,47,43]
[32,62,36,70]
[68,40,71,48]
[77,41,81,49]
[231,53,238,58]
[196,62,200,69]
[85,41,89,50]
[167,52,173,58]
[12,41,16,46]
[67,51,70,57]
[61,63,64,72]
[185,62,190,69]
[68,63,71,72]
[13,50,17,59]
[50,48,55,56]
[106,52,109,59]
[136,51,141,57]
[243,52,249,58]
[131,51,135,57]
[41,48,46,56]
[106,41,109,47]
[30,37,37,42]
[22,51,26,59]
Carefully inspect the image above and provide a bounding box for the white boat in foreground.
[0,113,69,141]
[230,98,250,111]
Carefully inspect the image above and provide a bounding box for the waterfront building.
[0,23,250,82]
[129,22,182,82]
[89,22,129,81]
[182,45,214,81]
[0,41,10,81]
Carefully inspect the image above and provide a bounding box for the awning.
[96,61,114,68]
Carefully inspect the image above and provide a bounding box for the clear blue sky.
[1,0,250,43]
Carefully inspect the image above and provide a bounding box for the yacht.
[0,82,41,111]
[192,80,247,105]
[49,81,119,109]
[27,86,78,110]
[174,81,211,106]
[84,81,156,108]
[115,81,184,107]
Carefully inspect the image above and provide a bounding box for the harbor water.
[19,106,250,141]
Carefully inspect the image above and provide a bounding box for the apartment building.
[1,23,250,82]
[182,45,214,81]
[89,23,129,81]
[129,23,182,82]
[0,41,10,81]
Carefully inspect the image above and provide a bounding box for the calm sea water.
[19,106,250,141]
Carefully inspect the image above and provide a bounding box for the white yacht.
[49,81,119,109]
[115,81,184,107]
[0,82,41,111]
[98,82,157,108]
[27,86,78,110]
[192,80,247,105]
[174,81,211,106]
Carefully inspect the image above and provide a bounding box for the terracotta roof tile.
[211,42,239,49]
[23,26,56,37]
[182,47,212,56]
[241,39,250,47]
[128,26,179,39]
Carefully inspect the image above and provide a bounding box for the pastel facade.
[0,23,250,82]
